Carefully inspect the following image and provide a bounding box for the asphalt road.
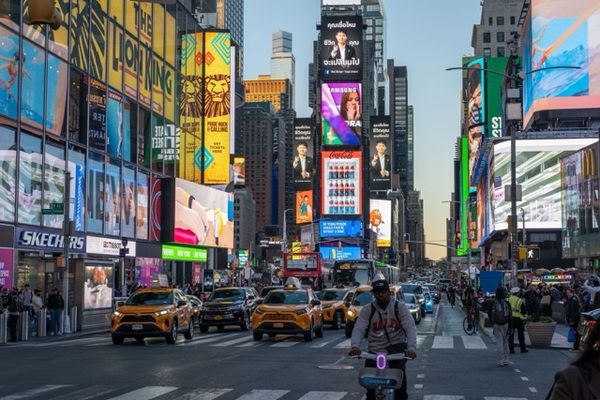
[0,300,573,400]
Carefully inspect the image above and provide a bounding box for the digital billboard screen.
[174,178,234,248]
[523,1,600,128]
[320,219,363,238]
[231,155,246,187]
[321,82,362,146]
[84,265,113,310]
[369,116,391,191]
[292,118,315,186]
[321,15,362,81]
[320,246,361,260]
[295,190,314,224]
[370,199,391,247]
[321,150,362,216]
[492,138,596,231]
[466,58,485,182]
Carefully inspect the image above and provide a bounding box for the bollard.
[17,311,29,341]
[70,306,78,333]
[37,309,47,337]
[0,311,7,344]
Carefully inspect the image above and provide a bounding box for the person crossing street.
[508,287,528,354]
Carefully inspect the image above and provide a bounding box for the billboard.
[295,190,314,224]
[180,32,231,185]
[320,219,363,238]
[174,178,234,248]
[485,57,509,137]
[320,246,361,260]
[370,199,391,248]
[83,265,113,310]
[231,155,246,187]
[466,58,485,182]
[292,118,315,186]
[369,116,392,191]
[457,137,470,257]
[321,15,362,81]
[321,150,362,215]
[492,138,596,232]
[523,1,600,128]
[321,82,362,146]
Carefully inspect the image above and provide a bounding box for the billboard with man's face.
[466,58,485,184]
[321,82,362,146]
[293,118,315,186]
[321,15,362,81]
[369,116,391,191]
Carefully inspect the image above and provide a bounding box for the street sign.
[42,202,64,215]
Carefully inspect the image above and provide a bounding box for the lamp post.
[282,208,294,254]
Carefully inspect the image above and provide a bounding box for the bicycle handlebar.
[352,352,414,361]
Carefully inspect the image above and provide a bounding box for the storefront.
[161,244,208,289]
[0,224,14,290]
[135,241,166,288]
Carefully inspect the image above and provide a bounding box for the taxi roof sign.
[284,277,302,290]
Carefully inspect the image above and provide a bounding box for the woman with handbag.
[546,322,600,399]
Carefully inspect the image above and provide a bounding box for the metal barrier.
[70,306,78,333]
[0,312,7,343]
[17,311,29,341]
[36,309,47,337]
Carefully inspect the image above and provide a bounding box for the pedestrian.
[582,277,600,310]
[565,287,581,351]
[540,286,552,318]
[525,284,540,322]
[593,291,600,311]
[31,289,44,336]
[0,286,8,312]
[545,321,600,399]
[508,287,528,354]
[7,288,21,342]
[21,284,33,319]
[489,286,512,366]
[47,288,64,336]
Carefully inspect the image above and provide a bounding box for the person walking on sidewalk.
[31,289,44,336]
[508,287,528,354]
[7,288,21,342]
[490,286,513,366]
[565,287,581,351]
[47,288,64,336]
[546,322,600,399]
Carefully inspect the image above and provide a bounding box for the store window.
[0,126,16,222]
[18,132,43,225]
[20,39,46,135]
[87,151,104,233]
[68,68,87,144]
[16,252,45,296]
[88,78,107,151]
[68,145,86,232]
[105,158,121,236]
[0,25,19,122]
[122,165,136,238]
[43,140,66,229]
[46,52,68,137]
[136,171,149,240]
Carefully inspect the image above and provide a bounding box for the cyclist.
[463,285,477,329]
[447,284,456,307]
[349,274,417,400]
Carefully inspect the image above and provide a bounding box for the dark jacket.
[47,294,64,310]
[546,363,600,400]
[525,290,540,313]
[565,296,581,325]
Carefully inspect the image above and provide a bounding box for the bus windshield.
[333,260,372,286]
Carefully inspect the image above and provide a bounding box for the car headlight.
[113,311,122,317]
[155,310,169,316]
[347,310,355,318]
[295,308,308,315]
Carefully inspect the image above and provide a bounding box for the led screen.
[321,150,362,215]
[321,15,362,81]
[320,220,363,238]
[320,246,361,260]
[467,58,485,182]
[321,83,362,146]
[370,199,391,248]
[369,116,391,191]
[84,265,113,310]
[292,119,315,186]
[295,190,313,224]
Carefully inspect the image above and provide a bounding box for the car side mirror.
[311,299,321,306]
[177,300,187,307]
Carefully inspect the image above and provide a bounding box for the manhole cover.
[317,364,355,370]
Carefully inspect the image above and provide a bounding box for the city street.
[0,301,573,400]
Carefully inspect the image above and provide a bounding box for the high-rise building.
[244,76,293,113]
[387,62,411,196]
[271,31,296,109]
[234,188,257,260]
[407,190,425,266]
[407,105,414,194]
[471,0,525,58]
[272,30,292,53]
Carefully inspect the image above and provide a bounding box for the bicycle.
[353,351,414,400]
[463,305,479,335]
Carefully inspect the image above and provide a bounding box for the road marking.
[237,340,265,347]
[334,339,351,349]
[106,386,178,400]
[417,374,425,379]
[171,388,233,400]
[514,369,521,373]
[483,397,528,400]
[297,391,347,400]
[0,385,72,400]
[211,336,254,347]
[423,396,465,400]
[461,335,487,349]
[417,336,427,348]
[529,387,538,393]
[432,336,453,349]
[414,384,424,389]
[185,333,242,346]
[234,389,289,400]
[310,335,345,348]
[49,385,116,400]
[520,376,529,381]
[270,339,301,347]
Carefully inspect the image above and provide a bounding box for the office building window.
[483,48,492,57]
[483,32,491,43]
[497,32,505,43]
[497,16,504,26]
[510,16,516,25]
[488,17,493,25]
[497,47,505,57]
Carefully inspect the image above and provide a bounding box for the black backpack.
[492,300,510,325]
[364,300,405,338]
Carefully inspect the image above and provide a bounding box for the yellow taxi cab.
[316,287,349,330]
[343,285,373,338]
[111,287,195,345]
[252,277,324,342]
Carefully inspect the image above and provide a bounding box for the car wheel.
[199,325,209,333]
[253,332,263,341]
[315,321,324,338]
[345,322,354,338]
[184,318,194,340]
[165,320,178,344]
[304,321,314,342]
[112,334,124,345]
[240,312,250,331]
[332,311,342,330]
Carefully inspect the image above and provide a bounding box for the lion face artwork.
[204,74,231,118]
[180,75,203,119]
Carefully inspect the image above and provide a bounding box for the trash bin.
[17,311,29,341]
[0,311,7,344]
[37,309,47,337]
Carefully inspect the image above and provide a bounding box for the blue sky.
[244,0,483,260]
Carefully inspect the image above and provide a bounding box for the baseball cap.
[510,287,521,294]
[371,274,390,292]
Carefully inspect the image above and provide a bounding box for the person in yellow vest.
[509,287,528,354]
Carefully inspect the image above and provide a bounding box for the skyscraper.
[407,105,414,194]
[471,0,524,58]
[270,31,295,110]
[387,62,411,196]
[362,0,386,115]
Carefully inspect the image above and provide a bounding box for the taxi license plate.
[132,324,143,331]
[273,323,284,328]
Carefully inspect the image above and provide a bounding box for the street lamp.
[282,208,294,253]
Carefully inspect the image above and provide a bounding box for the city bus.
[331,259,400,287]
[282,252,325,290]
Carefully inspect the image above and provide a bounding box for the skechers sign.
[16,227,85,253]
[319,220,363,238]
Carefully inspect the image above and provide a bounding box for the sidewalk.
[1,327,109,346]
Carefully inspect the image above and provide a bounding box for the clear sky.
[244,0,483,260]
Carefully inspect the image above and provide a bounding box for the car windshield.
[425,285,436,291]
[404,293,416,304]
[264,291,308,305]
[352,291,373,306]
[126,291,173,305]
[260,287,280,297]
[317,290,347,301]
[402,284,421,294]
[209,289,245,302]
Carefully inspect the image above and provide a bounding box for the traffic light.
[526,246,540,261]
[28,0,63,30]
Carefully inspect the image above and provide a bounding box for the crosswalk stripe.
[48,385,116,400]
[184,334,242,346]
[432,336,454,349]
[211,336,254,347]
[297,391,347,400]
[417,336,427,348]
[310,336,345,348]
[270,339,301,347]
[171,388,233,400]
[0,385,72,400]
[423,396,465,400]
[234,389,289,400]
[334,339,351,349]
[106,386,178,400]
[461,335,487,349]
[483,397,528,400]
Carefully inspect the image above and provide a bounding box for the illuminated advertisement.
[107,91,132,160]
[457,137,469,257]
[174,178,234,249]
[320,246,361,260]
[231,156,246,187]
[0,248,13,291]
[321,82,361,146]
[523,1,600,128]
[320,219,363,238]
[369,116,391,191]
[293,118,315,186]
[321,15,362,81]
[561,144,600,257]
[321,150,362,215]
[370,199,391,248]
[152,123,180,163]
[486,57,509,137]
[83,265,113,310]
[296,190,314,224]
[466,58,485,182]
[493,138,596,232]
